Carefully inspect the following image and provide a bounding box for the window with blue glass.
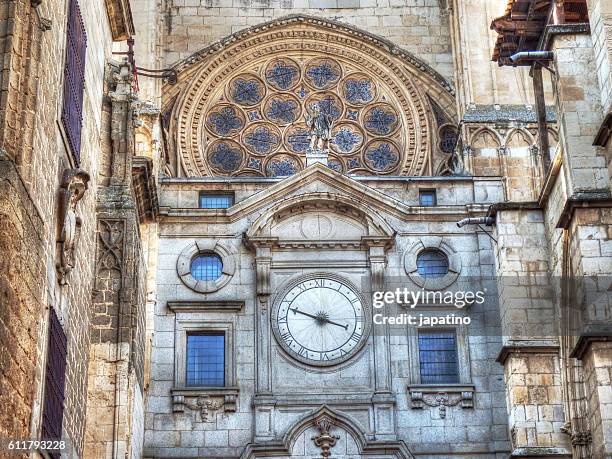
[186,333,225,387]
[416,250,449,278]
[191,253,223,281]
[199,192,234,209]
[418,330,459,384]
[419,189,437,207]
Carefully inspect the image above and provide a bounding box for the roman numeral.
[320,352,331,360]
[297,346,308,357]
[349,332,362,343]
[281,332,293,346]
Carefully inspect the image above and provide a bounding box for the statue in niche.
[57,168,90,285]
[305,102,333,152]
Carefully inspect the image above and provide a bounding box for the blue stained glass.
[266,99,299,124]
[248,110,260,121]
[306,62,340,88]
[266,62,299,90]
[347,110,358,121]
[328,160,342,172]
[333,128,361,153]
[365,143,398,171]
[418,330,459,384]
[208,107,244,136]
[209,143,242,173]
[244,126,279,154]
[364,107,397,135]
[298,86,307,98]
[186,333,225,387]
[417,250,449,278]
[267,158,297,177]
[348,158,360,168]
[345,79,373,104]
[317,96,341,120]
[287,129,311,153]
[248,158,262,169]
[231,78,263,105]
[191,253,223,281]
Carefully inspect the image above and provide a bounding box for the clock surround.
[271,273,371,368]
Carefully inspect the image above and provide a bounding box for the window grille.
[186,333,225,387]
[199,193,234,209]
[190,253,223,281]
[419,190,437,207]
[61,0,87,164]
[418,330,459,384]
[41,308,67,450]
[416,250,449,278]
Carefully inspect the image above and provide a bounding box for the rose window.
[200,55,408,177]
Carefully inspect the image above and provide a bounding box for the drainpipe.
[456,217,495,228]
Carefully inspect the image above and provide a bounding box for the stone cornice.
[496,343,560,365]
[104,0,135,41]
[593,112,612,147]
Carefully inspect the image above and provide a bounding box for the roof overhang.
[491,0,589,66]
[104,0,135,41]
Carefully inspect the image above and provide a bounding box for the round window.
[416,250,449,279]
[190,253,223,281]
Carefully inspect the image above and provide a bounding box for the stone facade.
[1,0,612,458]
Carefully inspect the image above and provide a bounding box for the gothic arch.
[162,15,456,178]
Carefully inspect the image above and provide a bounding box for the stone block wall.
[0,0,125,455]
[587,0,612,114]
[161,0,454,81]
[552,33,609,194]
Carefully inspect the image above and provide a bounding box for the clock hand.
[324,318,349,330]
[289,307,348,330]
[289,307,319,320]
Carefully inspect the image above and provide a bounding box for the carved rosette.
[164,16,457,178]
[57,168,90,284]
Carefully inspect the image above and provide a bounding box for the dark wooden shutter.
[61,0,87,165]
[41,308,68,445]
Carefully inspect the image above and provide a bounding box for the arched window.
[416,250,449,278]
[191,253,223,281]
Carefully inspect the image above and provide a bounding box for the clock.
[271,275,369,366]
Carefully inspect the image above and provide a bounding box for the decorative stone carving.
[408,386,474,419]
[312,415,340,458]
[560,423,592,446]
[163,16,458,178]
[57,168,90,285]
[172,390,238,422]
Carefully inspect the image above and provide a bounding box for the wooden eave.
[491,0,589,66]
[104,0,135,41]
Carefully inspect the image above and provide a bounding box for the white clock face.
[271,276,368,366]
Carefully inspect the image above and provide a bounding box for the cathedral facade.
[0,0,611,458]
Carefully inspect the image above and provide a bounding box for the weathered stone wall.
[161,0,454,81]
[0,0,117,455]
[587,0,612,114]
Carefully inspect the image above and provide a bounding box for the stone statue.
[305,102,333,152]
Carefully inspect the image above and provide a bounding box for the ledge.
[496,343,559,365]
[132,156,158,224]
[167,300,244,313]
[510,446,572,458]
[555,192,612,229]
[570,330,612,360]
[104,0,135,41]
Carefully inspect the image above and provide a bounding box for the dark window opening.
[61,0,87,165]
[199,192,235,209]
[419,189,437,207]
[41,308,68,451]
[186,333,225,387]
[418,330,459,384]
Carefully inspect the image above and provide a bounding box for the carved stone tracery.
[164,16,457,178]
